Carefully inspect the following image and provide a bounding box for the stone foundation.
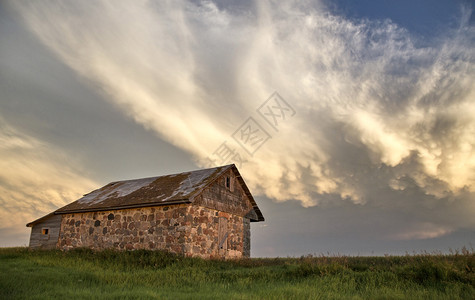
[58,204,248,258]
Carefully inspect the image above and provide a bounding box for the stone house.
[26,164,264,258]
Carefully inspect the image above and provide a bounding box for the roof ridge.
[105,164,235,184]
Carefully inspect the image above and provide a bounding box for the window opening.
[42,228,49,235]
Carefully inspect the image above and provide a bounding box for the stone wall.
[58,204,248,258]
[243,218,251,257]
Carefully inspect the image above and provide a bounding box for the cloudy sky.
[1,0,474,256]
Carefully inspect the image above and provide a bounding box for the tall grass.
[1,247,473,299]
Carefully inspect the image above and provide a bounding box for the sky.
[0,0,474,257]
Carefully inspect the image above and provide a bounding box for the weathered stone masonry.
[58,204,249,258]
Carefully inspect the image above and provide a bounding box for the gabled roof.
[27,164,264,227]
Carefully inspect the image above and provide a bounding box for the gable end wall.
[194,170,257,221]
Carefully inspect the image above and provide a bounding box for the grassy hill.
[1,247,474,299]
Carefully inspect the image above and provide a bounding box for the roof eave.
[26,212,56,227]
[55,199,192,215]
[233,170,265,222]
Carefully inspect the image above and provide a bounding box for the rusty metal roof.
[56,165,231,213]
[31,164,264,224]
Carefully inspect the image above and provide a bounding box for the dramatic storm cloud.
[2,0,474,252]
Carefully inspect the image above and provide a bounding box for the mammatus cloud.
[0,117,97,245]
[9,1,475,240]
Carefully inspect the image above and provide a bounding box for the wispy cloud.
[8,0,475,241]
[391,223,454,241]
[0,117,96,245]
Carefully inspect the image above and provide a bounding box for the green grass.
[1,247,474,299]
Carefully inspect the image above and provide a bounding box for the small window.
[225,177,230,188]
[225,176,234,192]
[42,228,49,235]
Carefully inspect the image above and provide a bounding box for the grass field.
[0,247,474,299]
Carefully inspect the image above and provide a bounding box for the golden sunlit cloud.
[7,0,475,242]
[10,0,475,203]
[0,117,97,243]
